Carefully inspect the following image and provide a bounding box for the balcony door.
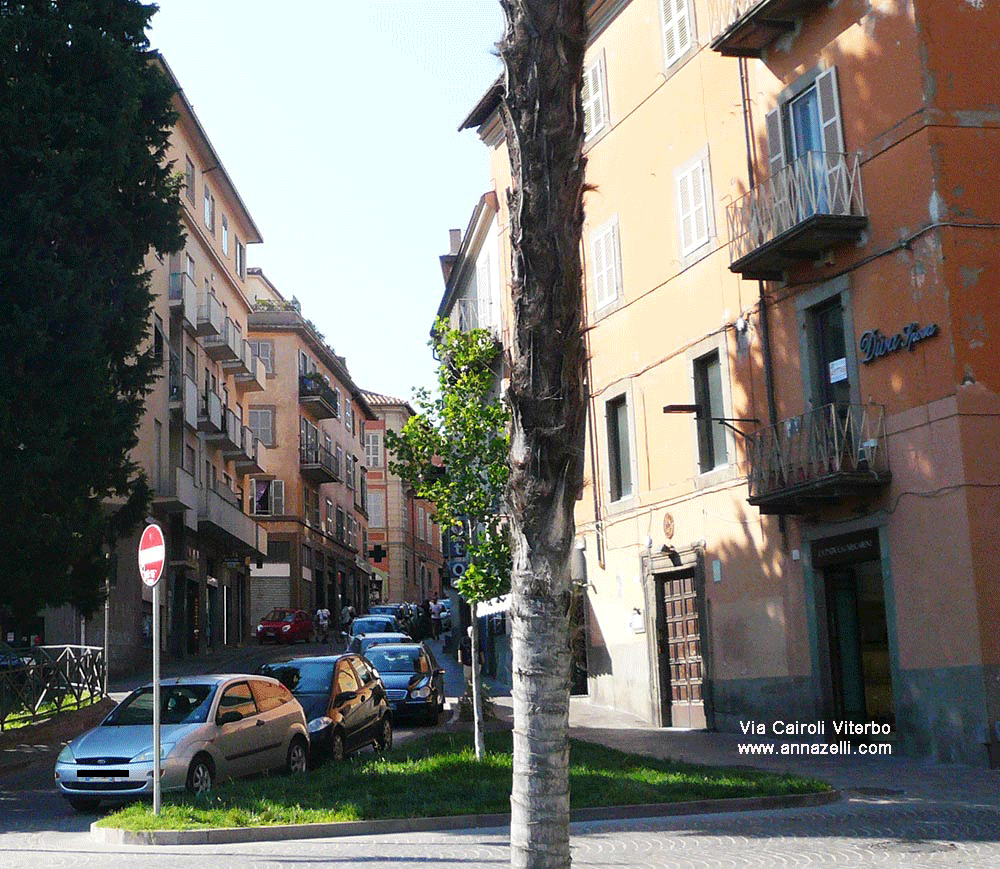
[811,297,850,410]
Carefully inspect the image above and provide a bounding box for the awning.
[475,594,510,617]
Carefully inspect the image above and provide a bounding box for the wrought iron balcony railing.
[727,151,866,280]
[746,402,891,513]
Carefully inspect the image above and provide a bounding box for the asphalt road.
[0,634,464,835]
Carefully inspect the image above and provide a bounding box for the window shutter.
[591,227,608,307]
[476,254,492,327]
[661,0,692,68]
[272,480,284,516]
[583,58,606,139]
[691,162,708,246]
[816,67,844,154]
[816,67,845,200]
[765,107,785,179]
[676,158,710,255]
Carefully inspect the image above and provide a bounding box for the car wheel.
[286,736,308,775]
[330,729,346,762]
[425,701,440,726]
[66,795,101,813]
[375,716,393,752]
[186,755,214,795]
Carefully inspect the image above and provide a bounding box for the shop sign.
[811,528,880,568]
[859,322,938,364]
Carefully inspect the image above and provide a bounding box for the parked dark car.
[364,642,446,725]
[255,609,314,644]
[259,654,392,762]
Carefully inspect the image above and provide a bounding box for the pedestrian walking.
[315,606,330,643]
[430,598,443,640]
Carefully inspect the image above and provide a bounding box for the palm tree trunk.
[499,2,588,867]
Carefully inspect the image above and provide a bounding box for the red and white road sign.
[138,523,166,587]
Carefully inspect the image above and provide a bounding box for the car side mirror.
[217,710,243,726]
[334,690,357,706]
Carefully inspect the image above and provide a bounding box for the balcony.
[300,444,338,484]
[727,151,867,281]
[455,297,501,340]
[196,293,224,337]
[208,406,241,453]
[168,272,198,332]
[298,373,339,420]
[152,466,198,514]
[168,354,199,431]
[233,426,265,474]
[203,317,241,362]
[199,480,267,558]
[197,389,223,433]
[709,0,828,56]
[228,340,266,391]
[746,403,891,514]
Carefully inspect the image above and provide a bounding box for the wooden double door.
[656,570,705,729]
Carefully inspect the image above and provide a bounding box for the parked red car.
[255,609,314,644]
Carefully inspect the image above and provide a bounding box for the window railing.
[746,402,889,502]
[726,151,865,265]
[299,443,336,475]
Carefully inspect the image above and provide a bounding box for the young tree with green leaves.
[386,320,511,759]
[0,0,184,619]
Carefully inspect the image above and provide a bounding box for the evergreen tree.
[0,0,184,617]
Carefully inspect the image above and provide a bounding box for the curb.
[90,788,841,846]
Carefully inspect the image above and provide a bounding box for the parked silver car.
[54,674,309,811]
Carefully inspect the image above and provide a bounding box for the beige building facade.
[460,0,1000,765]
[48,54,269,672]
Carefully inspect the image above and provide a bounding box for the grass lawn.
[99,731,830,831]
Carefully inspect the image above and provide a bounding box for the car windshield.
[366,648,427,674]
[259,660,336,694]
[263,609,295,623]
[353,618,390,632]
[104,684,215,726]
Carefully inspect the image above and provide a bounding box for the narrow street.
[2,638,1000,867]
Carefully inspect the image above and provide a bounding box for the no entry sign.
[138,523,166,587]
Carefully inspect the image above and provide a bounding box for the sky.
[148,1,506,402]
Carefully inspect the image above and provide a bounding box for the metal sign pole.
[153,578,161,815]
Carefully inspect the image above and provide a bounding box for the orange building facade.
[362,393,444,606]
[245,270,376,625]
[460,0,1000,765]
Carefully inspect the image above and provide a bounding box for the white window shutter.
[691,162,708,245]
[765,107,785,179]
[272,480,284,516]
[661,0,692,68]
[678,170,694,252]
[592,228,608,306]
[817,67,844,155]
[583,58,607,139]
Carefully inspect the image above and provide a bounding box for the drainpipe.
[739,57,787,545]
